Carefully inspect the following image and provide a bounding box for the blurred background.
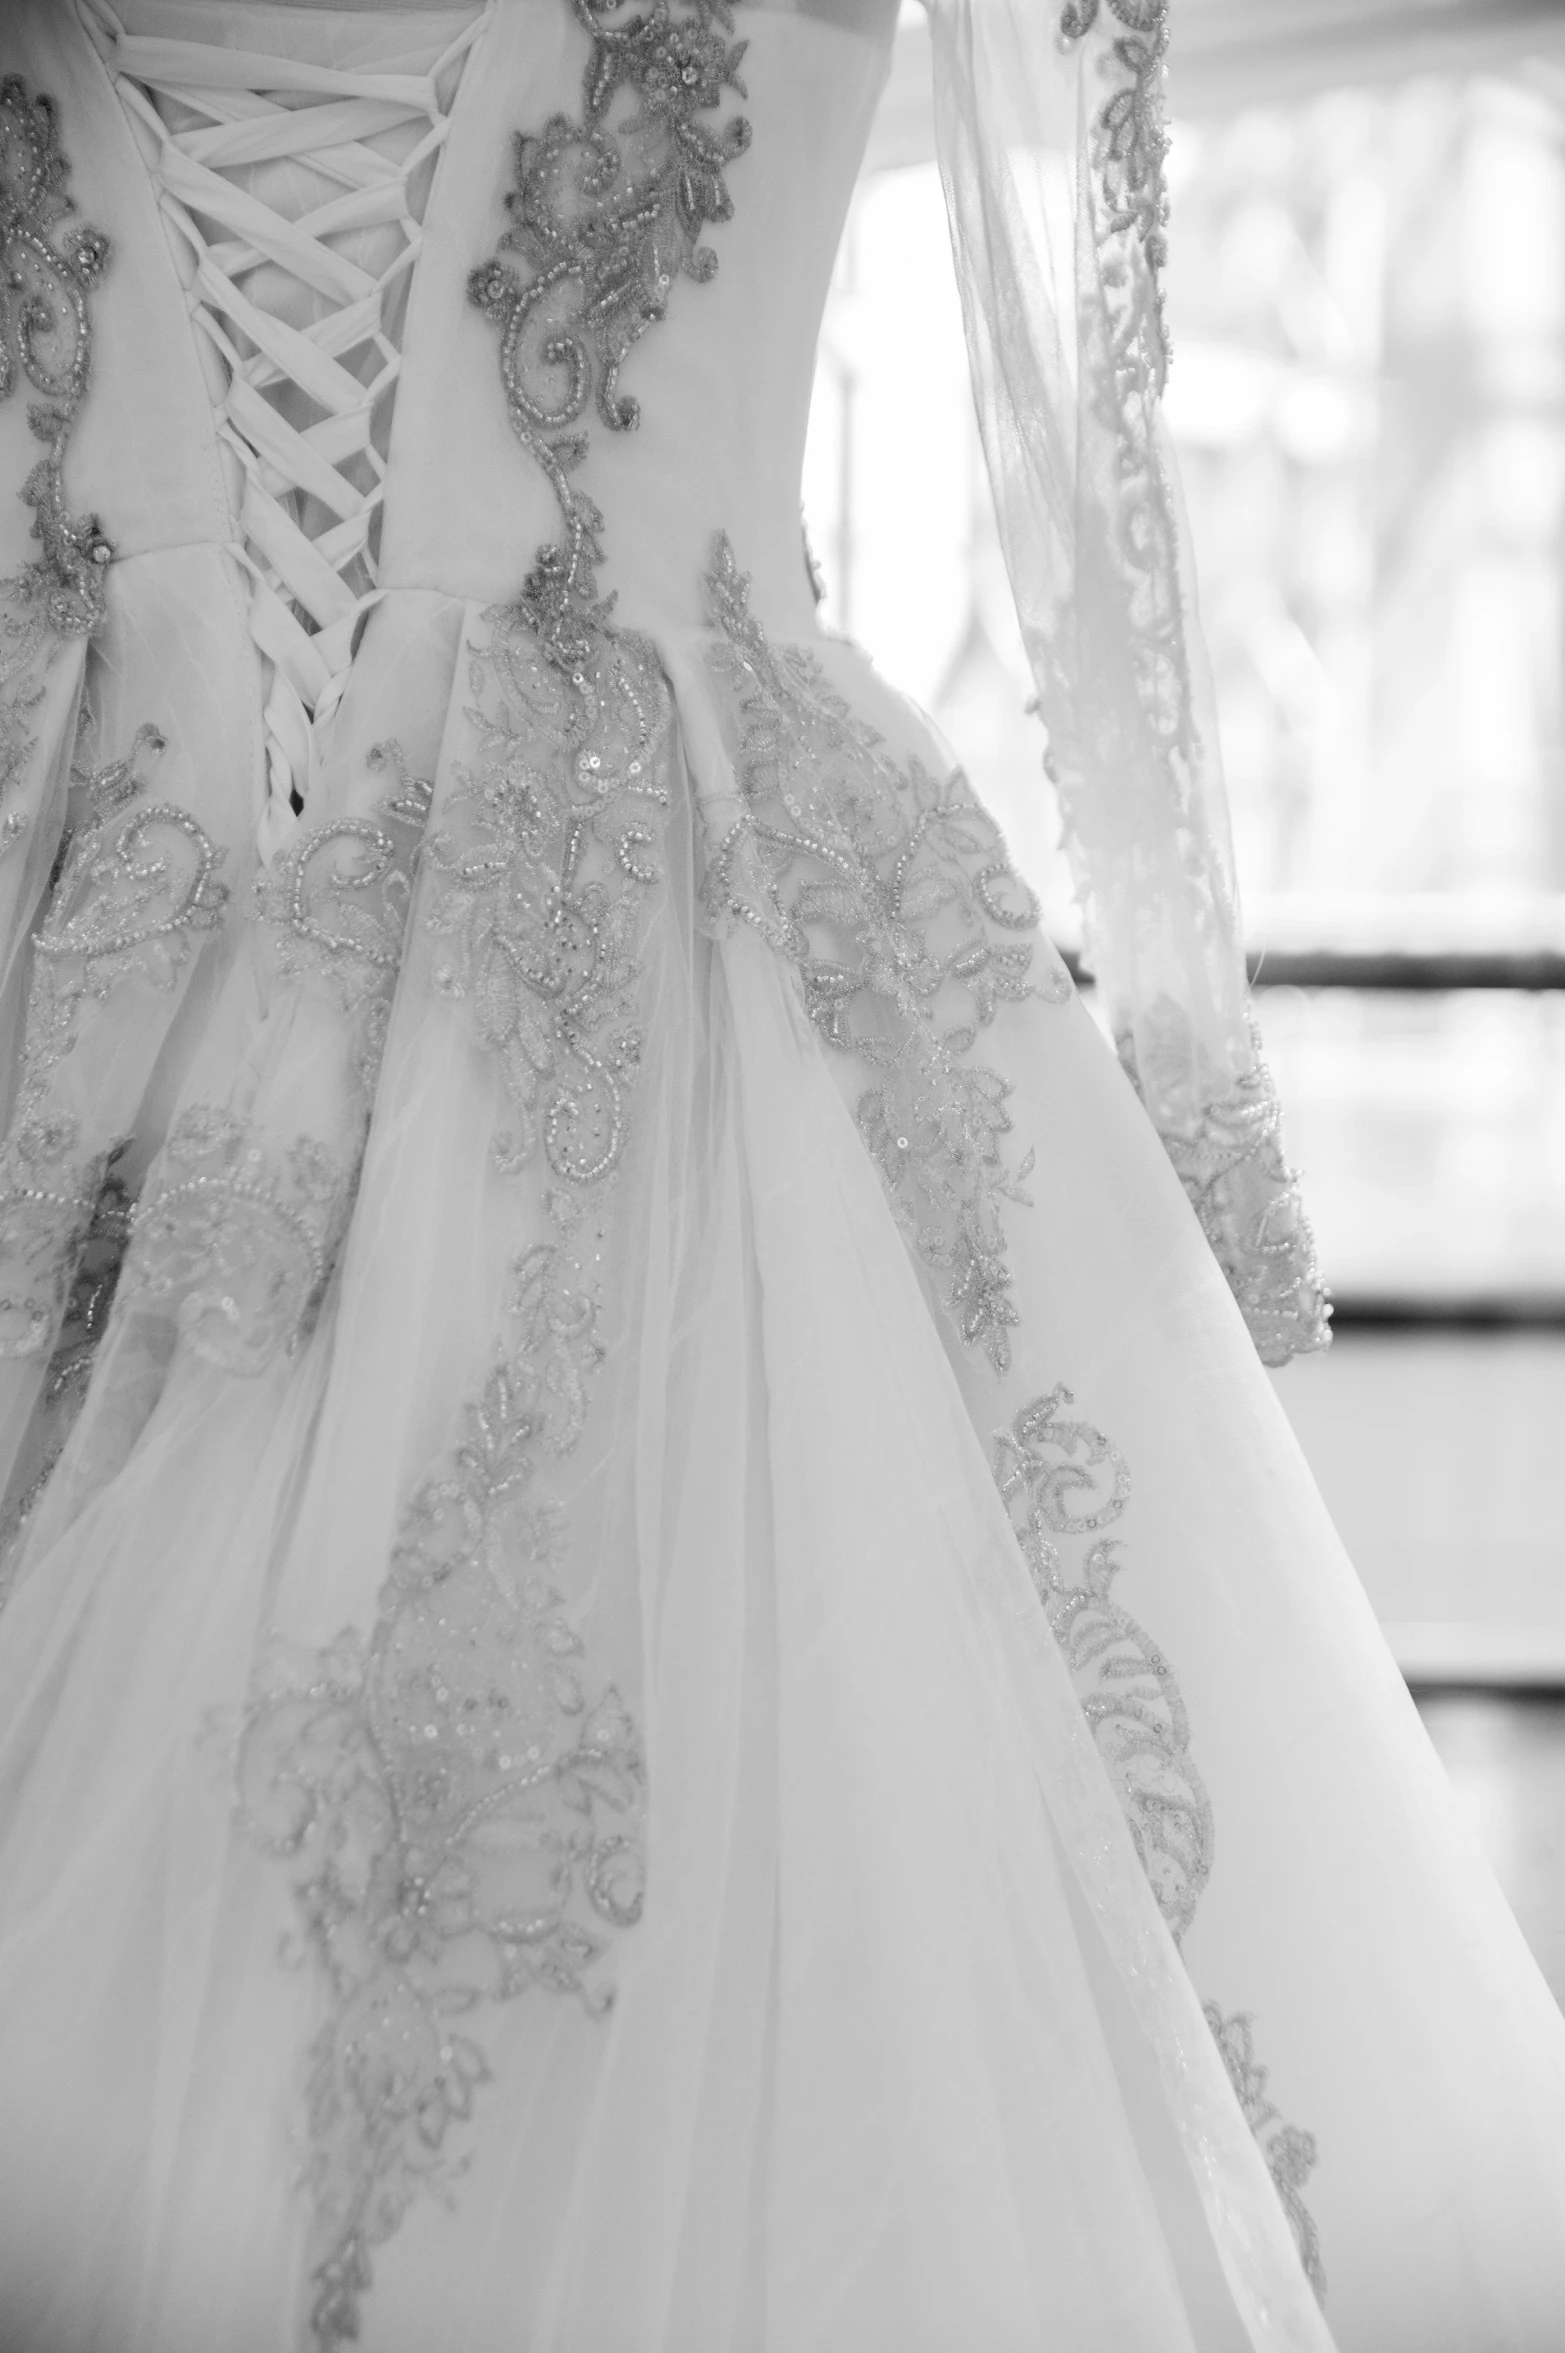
[805,0,1565,1992]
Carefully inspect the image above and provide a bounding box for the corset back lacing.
[76,0,491,856]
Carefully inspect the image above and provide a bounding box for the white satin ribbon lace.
[78,0,489,852]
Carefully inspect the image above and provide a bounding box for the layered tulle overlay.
[0,2,1563,2350]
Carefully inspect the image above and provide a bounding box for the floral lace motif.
[0,76,115,635]
[424,611,674,1181]
[0,77,115,854]
[236,568,677,2335]
[993,1383,1326,2294]
[468,0,749,668]
[1123,1013,1331,1369]
[995,1383,1211,1941]
[1206,2004,1327,2300]
[0,728,227,1361]
[1059,2,1169,365]
[116,745,436,1383]
[0,1158,131,1592]
[701,535,1061,1373]
[255,739,434,1097]
[234,1241,645,2353]
[233,5,753,2342]
[121,1108,350,1377]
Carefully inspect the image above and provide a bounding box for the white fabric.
[0,4,1559,2351]
[924,0,1249,1116]
[82,0,488,850]
[923,0,1331,1366]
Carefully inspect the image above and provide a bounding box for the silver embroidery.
[0,75,115,634]
[1054,8,1326,1369]
[994,1383,1211,1940]
[0,1157,131,1595]
[112,743,435,1382]
[0,729,226,1361]
[118,745,436,1382]
[0,77,115,854]
[1123,1019,1331,1368]
[1206,2004,1327,2300]
[232,6,752,2342]
[467,0,749,606]
[257,745,432,1013]
[994,1382,1326,2292]
[424,612,673,1182]
[246,575,677,2344]
[1059,1,1169,365]
[120,1107,350,1377]
[701,533,1062,1373]
[234,1240,645,2353]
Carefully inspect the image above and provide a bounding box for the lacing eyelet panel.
[77,0,490,844]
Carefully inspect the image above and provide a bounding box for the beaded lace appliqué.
[1126,1017,1331,1368]
[995,1384,1211,1943]
[0,727,227,1362]
[468,0,749,625]
[256,742,434,1092]
[424,615,673,1185]
[1051,1,1329,1370]
[234,1241,645,2352]
[1205,2003,1327,2299]
[994,1381,1327,2294]
[0,77,114,844]
[117,745,436,1380]
[122,1109,351,1378]
[1059,2,1169,364]
[701,535,1062,1374]
[230,6,751,2343]
[0,77,114,634]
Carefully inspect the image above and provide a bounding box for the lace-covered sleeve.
[920,0,1330,1366]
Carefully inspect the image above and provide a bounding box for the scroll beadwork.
[994,1377,1328,2293]
[0,75,115,636]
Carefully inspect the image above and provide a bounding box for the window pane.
[806,63,1565,1296]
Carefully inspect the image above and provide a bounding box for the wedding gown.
[0,1,1562,2349]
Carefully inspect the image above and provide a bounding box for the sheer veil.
[923,0,1331,1367]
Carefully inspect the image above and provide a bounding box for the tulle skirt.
[0,567,1562,2353]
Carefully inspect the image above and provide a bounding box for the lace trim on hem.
[227,1236,646,2353]
[993,1382,1328,2298]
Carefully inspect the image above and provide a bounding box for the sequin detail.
[1206,2004,1327,2300]
[701,533,1060,1373]
[994,1383,1326,2291]
[234,1241,645,2353]
[0,728,226,1361]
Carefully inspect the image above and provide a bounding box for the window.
[805,23,1565,1307]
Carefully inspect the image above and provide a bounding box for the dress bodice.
[18,0,895,646]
